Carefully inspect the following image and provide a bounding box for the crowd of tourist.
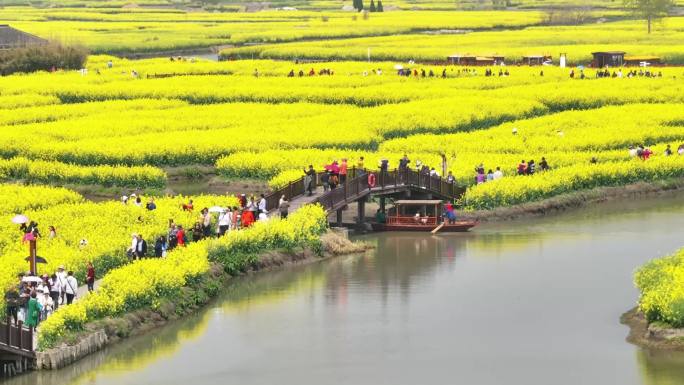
[121,192,291,261]
[4,266,83,329]
[570,68,664,79]
[282,66,516,79]
[287,68,335,77]
[4,189,290,329]
[300,153,556,191]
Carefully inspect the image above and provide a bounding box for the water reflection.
[6,310,211,385]
[7,192,684,385]
[637,349,684,385]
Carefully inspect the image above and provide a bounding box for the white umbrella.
[11,214,29,224]
[208,206,226,213]
[22,276,43,283]
[393,64,404,70]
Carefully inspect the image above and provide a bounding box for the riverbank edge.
[461,177,684,222]
[621,307,684,351]
[35,230,372,370]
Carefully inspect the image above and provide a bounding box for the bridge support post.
[336,208,343,227]
[379,196,386,214]
[357,197,366,224]
[423,194,433,216]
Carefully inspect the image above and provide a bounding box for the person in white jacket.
[38,288,54,319]
[56,265,67,305]
[218,209,232,236]
[64,271,78,305]
[128,233,138,258]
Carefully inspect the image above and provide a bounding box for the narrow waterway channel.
[10,192,684,385]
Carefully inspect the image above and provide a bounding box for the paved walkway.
[269,186,324,216]
[75,279,101,301]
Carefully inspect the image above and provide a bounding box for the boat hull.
[371,221,477,232]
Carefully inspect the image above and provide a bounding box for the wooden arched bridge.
[264,167,466,225]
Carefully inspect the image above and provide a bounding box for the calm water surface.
[10,193,684,385]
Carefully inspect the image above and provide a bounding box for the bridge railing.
[313,169,370,211]
[0,319,34,353]
[265,167,465,213]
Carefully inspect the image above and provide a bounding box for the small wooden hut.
[447,54,505,66]
[591,51,625,68]
[0,25,47,50]
[522,54,551,66]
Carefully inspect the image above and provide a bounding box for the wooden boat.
[371,220,477,232]
[372,200,477,233]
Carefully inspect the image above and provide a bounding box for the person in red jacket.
[176,225,186,247]
[86,262,95,292]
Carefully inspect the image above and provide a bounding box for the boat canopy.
[393,200,443,205]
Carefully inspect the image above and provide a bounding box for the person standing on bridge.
[380,158,389,173]
[304,165,316,196]
[321,170,330,192]
[339,159,348,185]
[399,154,410,171]
[398,154,410,182]
[357,157,365,175]
[446,171,455,184]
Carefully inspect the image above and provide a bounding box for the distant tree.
[624,0,674,34]
[0,42,87,76]
[370,0,376,12]
[377,0,384,11]
[491,0,507,9]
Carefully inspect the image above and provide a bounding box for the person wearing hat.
[56,265,67,305]
[36,274,49,294]
[38,287,54,320]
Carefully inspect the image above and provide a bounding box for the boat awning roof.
[394,200,443,205]
[592,51,626,55]
[624,55,660,61]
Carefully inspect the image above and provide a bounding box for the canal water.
[10,193,684,385]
